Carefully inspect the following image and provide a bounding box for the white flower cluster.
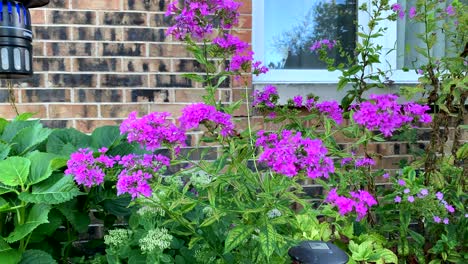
[139,228,173,253]
[202,206,214,217]
[164,175,184,187]
[104,229,131,248]
[137,206,165,217]
[191,171,212,187]
[267,208,282,219]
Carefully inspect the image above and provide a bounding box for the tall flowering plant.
[62,0,466,263]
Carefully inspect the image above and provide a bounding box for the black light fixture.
[0,0,49,79]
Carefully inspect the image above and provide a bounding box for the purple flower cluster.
[116,154,170,199]
[353,94,432,137]
[165,0,241,40]
[179,103,235,137]
[315,100,343,124]
[214,33,254,72]
[256,130,334,178]
[120,111,186,152]
[65,148,110,187]
[310,39,337,52]
[326,188,377,220]
[355,157,375,167]
[391,3,405,19]
[252,85,279,108]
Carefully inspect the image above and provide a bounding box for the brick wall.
[0,0,252,133]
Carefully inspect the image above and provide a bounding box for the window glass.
[264,0,357,70]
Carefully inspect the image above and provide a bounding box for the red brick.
[174,89,205,103]
[49,104,98,118]
[30,10,45,24]
[72,0,120,10]
[76,119,122,133]
[0,104,47,119]
[100,104,148,118]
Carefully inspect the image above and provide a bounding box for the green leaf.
[27,151,66,185]
[0,183,16,195]
[0,197,10,212]
[408,230,425,246]
[337,77,349,91]
[373,248,398,264]
[10,124,52,155]
[0,142,10,160]
[224,226,254,253]
[19,174,81,204]
[0,156,31,187]
[57,200,90,233]
[1,120,39,143]
[0,118,8,135]
[46,128,91,156]
[0,239,21,264]
[19,249,57,264]
[91,126,123,149]
[14,113,36,121]
[259,224,276,258]
[5,204,51,243]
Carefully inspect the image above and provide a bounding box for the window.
[253,0,458,84]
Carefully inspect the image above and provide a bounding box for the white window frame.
[252,0,420,85]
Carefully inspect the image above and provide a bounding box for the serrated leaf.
[91,126,123,149]
[56,200,90,233]
[5,204,51,243]
[0,183,15,195]
[0,156,31,187]
[0,142,10,160]
[26,151,66,185]
[259,224,276,258]
[46,128,91,156]
[1,120,39,143]
[19,249,57,264]
[10,124,52,155]
[224,226,254,253]
[19,174,81,204]
[374,248,398,264]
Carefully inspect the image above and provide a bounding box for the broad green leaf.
[0,183,16,195]
[0,142,10,160]
[0,239,21,264]
[10,124,52,155]
[46,128,91,156]
[14,113,36,121]
[29,209,63,243]
[259,224,276,258]
[1,120,39,143]
[0,156,31,187]
[224,226,255,253]
[5,204,51,243]
[0,197,10,212]
[57,200,90,233]
[91,126,123,149]
[408,230,425,246]
[19,249,57,264]
[19,174,81,204]
[26,152,67,185]
[353,240,373,261]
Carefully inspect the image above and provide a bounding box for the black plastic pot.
[289,240,349,264]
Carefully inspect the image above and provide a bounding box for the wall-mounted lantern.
[0,0,49,79]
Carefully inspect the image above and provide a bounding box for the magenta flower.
[256,130,334,178]
[394,196,402,203]
[292,95,303,108]
[383,173,390,179]
[419,189,428,196]
[355,157,375,167]
[446,5,455,16]
[433,216,441,223]
[443,218,449,224]
[65,148,107,188]
[179,103,235,137]
[252,85,278,108]
[407,196,415,203]
[436,192,444,200]
[445,204,455,213]
[316,100,343,124]
[326,189,377,220]
[403,188,410,194]
[116,170,153,199]
[417,69,424,75]
[398,179,406,186]
[252,61,269,75]
[391,3,405,19]
[409,6,417,18]
[120,111,186,152]
[310,39,337,52]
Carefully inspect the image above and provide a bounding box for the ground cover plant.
[0,0,467,263]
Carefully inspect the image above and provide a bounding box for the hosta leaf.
[27,151,67,185]
[19,249,57,264]
[19,174,81,204]
[5,204,51,243]
[10,124,52,155]
[259,224,276,258]
[224,226,254,253]
[0,156,30,187]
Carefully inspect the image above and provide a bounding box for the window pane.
[264,0,357,70]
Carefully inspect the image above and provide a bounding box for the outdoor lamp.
[0,0,49,79]
[289,240,349,264]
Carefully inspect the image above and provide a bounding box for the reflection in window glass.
[264,0,357,70]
